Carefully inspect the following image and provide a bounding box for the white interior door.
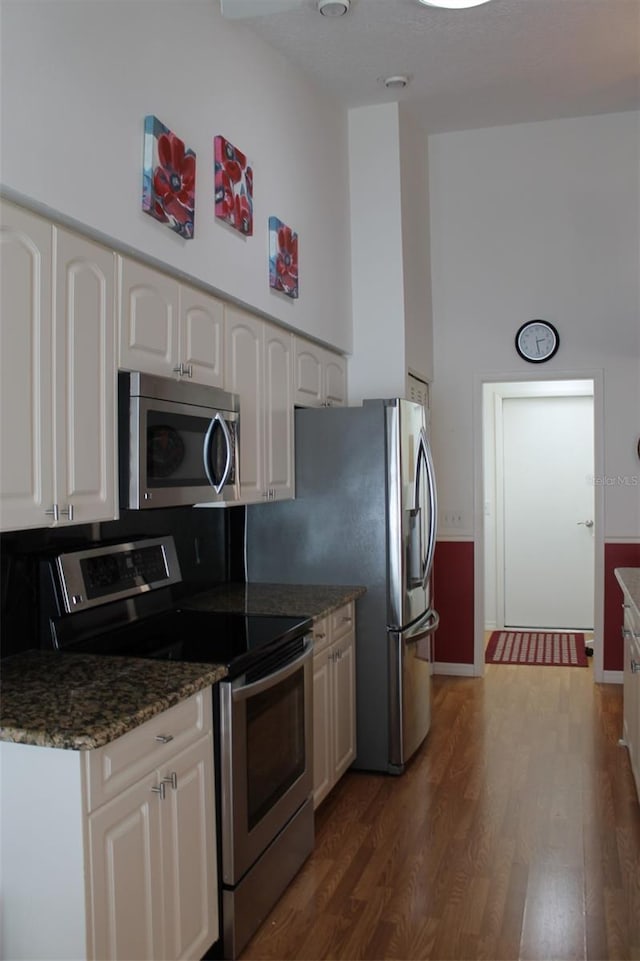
[502,395,594,629]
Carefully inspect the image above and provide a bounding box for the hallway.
[241,664,640,960]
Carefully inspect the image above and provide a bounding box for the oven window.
[246,668,306,830]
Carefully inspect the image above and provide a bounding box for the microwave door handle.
[203,413,232,494]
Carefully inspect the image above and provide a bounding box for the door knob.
[577,520,594,528]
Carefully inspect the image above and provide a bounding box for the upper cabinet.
[118,258,224,388]
[293,337,347,408]
[0,201,117,532]
[224,307,294,504]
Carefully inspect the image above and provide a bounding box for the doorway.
[474,374,604,681]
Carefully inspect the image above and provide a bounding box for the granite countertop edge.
[0,652,227,751]
[614,567,640,618]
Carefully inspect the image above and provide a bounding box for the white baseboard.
[602,670,623,685]
[433,662,476,677]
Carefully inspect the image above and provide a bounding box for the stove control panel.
[54,536,182,614]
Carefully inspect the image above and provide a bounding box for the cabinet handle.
[631,660,640,674]
[173,363,184,375]
[155,734,174,744]
[162,772,178,790]
[151,783,166,800]
[314,632,326,640]
[45,504,59,522]
[184,364,193,378]
[61,504,74,521]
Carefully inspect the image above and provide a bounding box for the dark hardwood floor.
[241,662,640,960]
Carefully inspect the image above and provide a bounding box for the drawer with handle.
[85,690,211,812]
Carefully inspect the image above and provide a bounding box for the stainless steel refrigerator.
[246,398,439,774]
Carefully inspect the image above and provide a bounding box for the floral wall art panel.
[142,115,195,239]
[269,217,299,299]
[214,135,253,236]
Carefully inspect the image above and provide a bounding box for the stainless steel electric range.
[39,535,314,960]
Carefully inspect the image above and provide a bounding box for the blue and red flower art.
[214,136,253,236]
[269,217,299,299]
[142,116,195,239]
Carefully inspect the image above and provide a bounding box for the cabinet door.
[0,202,54,531]
[263,323,294,501]
[55,228,117,525]
[118,257,179,376]
[623,616,640,799]
[88,776,164,961]
[179,285,224,387]
[293,340,324,407]
[324,352,347,407]
[332,631,357,781]
[313,646,333,810]
[225,307,264,503]
[160,735,218,961]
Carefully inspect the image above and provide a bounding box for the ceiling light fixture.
[384,75,409,90]
[417,0,493,8]
[318,0,350,16]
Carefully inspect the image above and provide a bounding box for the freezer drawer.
[388,609,439,773]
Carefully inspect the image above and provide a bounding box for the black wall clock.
[515,320,560,363]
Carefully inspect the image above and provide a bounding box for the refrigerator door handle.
[421,428,437,585]
[408,429,437,589]
[405,608,440,641]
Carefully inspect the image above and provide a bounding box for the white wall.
[429,112,640,541]
[0,0,352,352]
[348,102,433,404]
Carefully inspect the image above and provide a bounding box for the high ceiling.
[221,0,640,133]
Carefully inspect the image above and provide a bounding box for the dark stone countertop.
[0,582,365,752]
[180,581,367,619]
[615,567,640,619]
[0,650,226,751]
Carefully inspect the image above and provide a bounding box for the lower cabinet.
[312,602,356,809]
[0,689,218,961]
[622,591,640,801]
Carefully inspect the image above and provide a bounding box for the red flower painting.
[269,217,299,299]
[214,136,253,236]
[142,116,195,239]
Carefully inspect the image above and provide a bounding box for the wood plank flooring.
[240,662,640,960]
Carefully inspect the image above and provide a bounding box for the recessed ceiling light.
[384,75,409,90]
[417,0,493,7]
[318,0,350,16]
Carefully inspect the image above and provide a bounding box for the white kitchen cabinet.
[312,602,356,809]
[0,200,117,532]
[224,306,294,504]
[621,587,640,802]
[293,337,347,408]
[0,689,218,961]
[118,257,224,387]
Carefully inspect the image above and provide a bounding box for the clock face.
[515,321,559,363]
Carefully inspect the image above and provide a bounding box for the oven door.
[127,394,239,508]
[218,637,313,886]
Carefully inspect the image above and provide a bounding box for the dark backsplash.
[1,506,246,658]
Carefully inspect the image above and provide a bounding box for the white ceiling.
[223,0,640,133]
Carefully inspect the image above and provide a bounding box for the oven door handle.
[230,636,313,701]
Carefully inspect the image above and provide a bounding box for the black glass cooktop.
[57,608,312,679]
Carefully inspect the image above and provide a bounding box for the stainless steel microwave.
[118,371,240,509]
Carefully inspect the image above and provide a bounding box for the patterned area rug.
[485,631,587,667]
